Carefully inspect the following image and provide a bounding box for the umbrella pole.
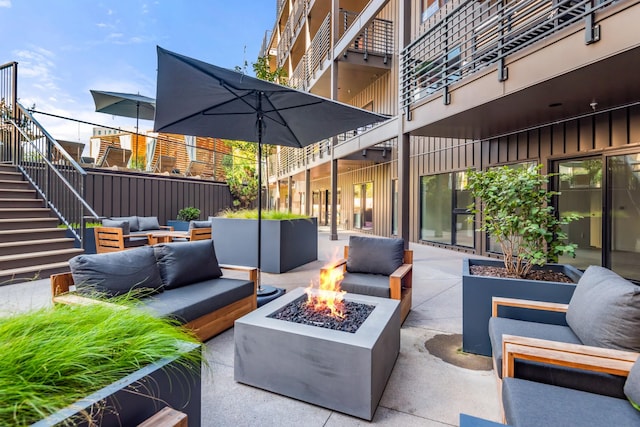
[135,101,139,169]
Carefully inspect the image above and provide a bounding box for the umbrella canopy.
[153,46,388,277]
[90,90,156,121]
[154,47,387,147]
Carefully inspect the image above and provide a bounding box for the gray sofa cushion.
[189,220,211,229]
[69,247,163,297]
[340,272,390,298]
[138,216,160,231]
[346,236,404,276]
[142,277,254,323]
[503,377,640,427]
[101,219,130,235]
[489,316,626,398]
[566,266,640,352]
[624,359,640,411]
[154,240,223,289]
[111,216,140,232]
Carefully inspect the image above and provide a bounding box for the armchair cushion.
[566,266,640,352]
[189,220,212,229]
[346,236,404,276]
[624,359,640,411]
[111,216,139,232]
[154,240,223,289]
[69,247,163,297]
[503,377,639,427]
[101,219,130,236]
[138,216,161,231]
[340,273,391,298]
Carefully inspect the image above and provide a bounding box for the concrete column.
[305,168,311,216]
[398,0,412,249]
[329,0,340,241]
[330,154,338,240]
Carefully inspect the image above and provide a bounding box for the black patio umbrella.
[91,90,156,167]
[153,46,387,284]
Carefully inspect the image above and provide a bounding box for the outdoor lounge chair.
[489,266,640,400]
[501,336,640,426]
[320,235,413,323]
[97,145,132,168]
[57,140,85,163]
[185,159,213,177]
[94,226,148,254]
[152,155,177,173]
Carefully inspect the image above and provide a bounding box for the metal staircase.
[0,164,82,284]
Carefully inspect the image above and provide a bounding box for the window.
[422,0,439,21]
[353,182,373,230]
[420,171,473,247]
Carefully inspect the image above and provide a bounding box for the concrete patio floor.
[0,230,501,426]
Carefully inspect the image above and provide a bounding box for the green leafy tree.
[467,165,581,278]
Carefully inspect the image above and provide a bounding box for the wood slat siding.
[84,170,233,225]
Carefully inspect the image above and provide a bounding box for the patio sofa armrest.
[51,271,74,296]
[502,334,639,379]
[492,296,569,317]
[160,225,174,231]
[219,264,259,293]
[53,293,126,310]
[390,263,413,299]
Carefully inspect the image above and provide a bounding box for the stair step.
[0,198,45,208]
[0,189,37,199]
[0,228,68,243]
[0,180,31,190]
[0,208,52,219]
[0,218,60,230]
[0,248,83,270]
[0,261,71,285]
[0,171,24,181]
[0,164,18,173]
[0,238,76,256]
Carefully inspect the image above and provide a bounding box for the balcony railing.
[277,0,309,67]
[401,0,619,108]
[339,10,393,61]
[308,13,332,78]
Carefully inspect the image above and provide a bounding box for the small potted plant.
[461,164,583,356]
[168,206,201,231]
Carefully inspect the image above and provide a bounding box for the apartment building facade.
[265,0,640,281]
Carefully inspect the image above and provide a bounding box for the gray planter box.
[211,217,318,273]
[34,343,202,427]
[167,220,190,231]
[462,258,583,356]
[65,228,97,254]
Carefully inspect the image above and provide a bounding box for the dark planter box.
[34,343,202,427]
[211,217,318,273]
[462,258,583,356]
[167,220,190,231]
[65,228,97,254]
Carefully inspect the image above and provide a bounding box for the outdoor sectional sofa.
[51,239,258,341]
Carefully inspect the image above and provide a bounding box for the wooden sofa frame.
[94,225,174,253]
[321,246,413,323]
[51,264,258,341]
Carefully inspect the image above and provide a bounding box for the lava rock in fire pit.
[269,298,374,333]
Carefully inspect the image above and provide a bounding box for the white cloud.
[0,0,11,8]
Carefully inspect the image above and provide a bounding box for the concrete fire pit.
[234,287,400,420]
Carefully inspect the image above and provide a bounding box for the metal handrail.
[400,0,620,108]
[9,104,100,246]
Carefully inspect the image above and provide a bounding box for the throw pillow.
[566,266,640,351]
[189,220,212,229]
[624,358,640,412]
[112,216,139,232]
[69,247,164,297]
[138,216,160,231]
[154,239,223,289]
[346,235,405,276]
[101,219,130,236]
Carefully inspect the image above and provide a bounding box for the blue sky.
[0,0,276,141]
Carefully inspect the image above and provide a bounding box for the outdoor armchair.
[320,235,413,323]
[96,145,132,168]
[501,336,640,426]
[489,266,640,399]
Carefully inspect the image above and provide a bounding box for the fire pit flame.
[305,261,346,319]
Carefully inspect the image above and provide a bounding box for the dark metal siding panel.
[630,105,640,144]
[564,120,579,154]
[552,123,564,156]
[579,116,594,151]
[594,113,610,150]
[611,108,628,148]
[528,128,540,159]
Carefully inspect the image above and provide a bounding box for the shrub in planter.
[0,301,202,426]
[169,207,202,231]
[467,164,581,278]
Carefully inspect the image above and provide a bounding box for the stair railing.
[6,103,100,247]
